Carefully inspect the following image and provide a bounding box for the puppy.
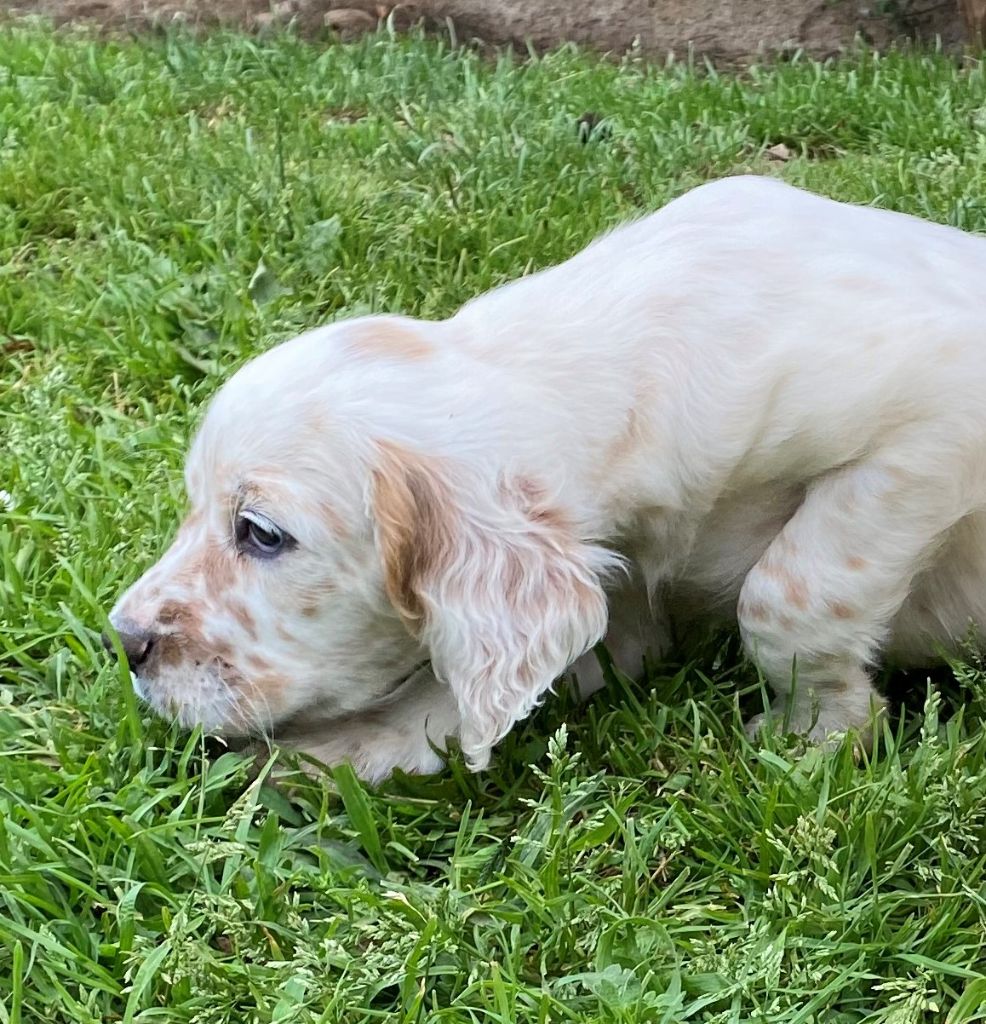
[107,175,986,781]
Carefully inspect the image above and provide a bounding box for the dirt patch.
[0,0,967,61]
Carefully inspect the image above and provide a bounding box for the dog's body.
[109,176,986,780]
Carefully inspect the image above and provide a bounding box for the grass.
[2,18,986,1022]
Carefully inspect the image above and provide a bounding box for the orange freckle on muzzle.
[228,599,259,642]
[202,548,237,593]
[157,600,193,627]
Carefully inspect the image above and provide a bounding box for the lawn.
[2,20,986,1023]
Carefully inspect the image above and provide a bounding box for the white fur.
[110,176,986,779]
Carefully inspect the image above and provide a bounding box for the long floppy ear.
[371,441,618,770]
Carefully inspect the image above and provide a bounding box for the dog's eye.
[235,510,292,559]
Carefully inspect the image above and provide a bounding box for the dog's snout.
[102,620,157,671]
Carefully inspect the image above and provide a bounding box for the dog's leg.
[889,510,986,664]
[569,571,668,698]
[738,448,970,744]
[279,667,460,783]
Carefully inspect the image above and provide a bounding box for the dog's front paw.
[289,724,447,784]
[745,694,885,752]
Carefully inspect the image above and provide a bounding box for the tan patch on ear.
[347,320,434,362]
[371,441,456,632]
[510,476,569,533]
[829,601,856,620]
[846,555,866,571]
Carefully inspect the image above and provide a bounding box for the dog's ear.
[371,442,616,769]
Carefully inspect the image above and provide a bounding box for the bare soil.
[0,0,967,62]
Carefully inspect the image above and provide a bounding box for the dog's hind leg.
[738,442,973,745]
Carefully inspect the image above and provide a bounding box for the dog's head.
[108,316,616,768]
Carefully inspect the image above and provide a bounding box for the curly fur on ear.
[371,441,620,769]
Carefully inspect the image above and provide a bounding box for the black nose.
[102,621,157,671]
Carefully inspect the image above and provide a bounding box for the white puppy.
[108,175,986,781]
